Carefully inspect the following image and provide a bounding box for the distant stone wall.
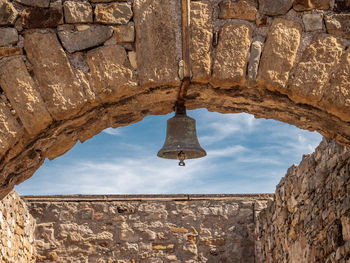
[0,190,36,262]
[24,194,272,262]
[255,138,350,263]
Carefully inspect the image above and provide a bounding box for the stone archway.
[0,0,349,199]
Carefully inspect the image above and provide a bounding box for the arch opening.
[15,110,322,195]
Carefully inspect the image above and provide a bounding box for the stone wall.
[24,194,272,262]
[255,138,350,263]
[0,190,36,262]
[0,0,349,199]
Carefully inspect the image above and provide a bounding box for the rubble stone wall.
[255,138,350,263]
[0,190,36,262]
[24,194,272,262]
[0,0,349,199]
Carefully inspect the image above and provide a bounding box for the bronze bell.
[157,109,206,166]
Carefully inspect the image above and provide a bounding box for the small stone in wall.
[95,3,132,25]
[114,23,135,43]
[258,0,294,15]
[303,13,323,31]
[0,47,22,59]
[22,7,63,28]
[247,38,263,82]
[15,0,50,8]
[0,28,18,47]
[58,25,113,53]
[325,14,350,39]
[0,0,18,26]
[219,0,257,21]
[128,51,137,69]
[64,1,93,24]
[293,0,330,11]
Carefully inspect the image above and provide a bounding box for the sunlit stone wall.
[24,194,272,262]
[0,190,36,262]
[255,139,350,263]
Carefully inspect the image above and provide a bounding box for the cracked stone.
[94,3,132,25]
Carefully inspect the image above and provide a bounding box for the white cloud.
[103,128,121,136]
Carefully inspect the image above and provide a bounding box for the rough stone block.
[63,1,93,24]
[95,3,132,24]
[219,0,257,21]
[303,13,323,31]
[15,0,50,8]
[22,7,63,28]
[0,28,18,46]
[0,99,23,157]
[288,34,344,106]
[128,51,137,69]
[259,0,293,15]
[293,0,330,10]
[86,45,138,103]
[0,57,53,135]
[114,23,135,43]
[134,0,181,87]
[0,47,22,59]
[0,0,18,26]
[321,49,350,122]
[257,18,302,92]
[24,32,88,120]
[212,22,252,88]
[247,39,263,82]
[190,1,212,83]
[58,24,113,53]
[325,14,350,39]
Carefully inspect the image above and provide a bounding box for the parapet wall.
[255,138,350,263]
[0,190,36,262]
[24,194,272,262]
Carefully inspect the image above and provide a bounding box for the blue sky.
[15,109,322,195]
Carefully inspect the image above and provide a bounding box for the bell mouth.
[157,148,207,160]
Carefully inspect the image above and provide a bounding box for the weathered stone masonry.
[24,194,272,262]
[0,190,36,263]
[256,138,350,263]
[0,0,349,200]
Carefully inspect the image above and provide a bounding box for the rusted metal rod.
[176,0,191,115]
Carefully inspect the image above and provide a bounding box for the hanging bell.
[157,110,206,166]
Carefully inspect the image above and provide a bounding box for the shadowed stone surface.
[259,0,293,15]
[86,45,138,103]
[58,24,113,53]
[0,98,23,158]
[0,47,22,59]
[0,0,18,25]
[212,22,252,88]
[0,27,18,46]
[0,57,53,135]
[293,0,330,10]
[134,0,181,88]
[325,14,350,39]
[24,32,89,120]
[22,8,63,28]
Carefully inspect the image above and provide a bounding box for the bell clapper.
[178,151,186,166]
